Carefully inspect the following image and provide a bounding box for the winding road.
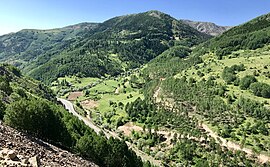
[153,84,270,164]
[57,98,104,136]
[57,98,161,166]
[201,123,270,164]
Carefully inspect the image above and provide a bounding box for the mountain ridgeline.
[181,19,232,36]
[194,12,270,59]
[0,11,211,84]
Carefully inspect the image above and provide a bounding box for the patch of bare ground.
[67,91,83,101]
[201,123,270,164]
[118,122,143,136]
[81,99,99,110]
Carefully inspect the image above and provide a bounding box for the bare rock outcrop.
[0,121,98,167]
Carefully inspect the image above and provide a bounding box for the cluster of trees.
[2,98,142,167]
[126,96,261,166]
[239,75,257,89]
[221,65,270,98]
[169,137,259,166]
[126,97,201,137]
[239,75,270,98]
[4,98,73,146]
[250,82,270,98]
[30,37,168,84]
[221,64,245,84]
[143,46,202,79]
[159,75,270,151]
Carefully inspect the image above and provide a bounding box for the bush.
[222,67,236,84]
[250,82,270,98]
[0,80,13,95]
[239,75,257,90]
[4,98,72,145]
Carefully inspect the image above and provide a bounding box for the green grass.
[58,76,100,88]
[97,91,143,114]
[89,79,119,93]
[72,75,144,127]
[175,46,270,105]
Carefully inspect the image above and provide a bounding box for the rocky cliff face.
[0,121,98,167]
[181,19,232,36]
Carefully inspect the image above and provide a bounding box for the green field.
[175,46,270,105]
[64,73,145,128]
[58,76,100,88]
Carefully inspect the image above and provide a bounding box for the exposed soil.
[118,122,143,136]
[81,99,99,109]
[67,91,83,101]
[201,123,270,164]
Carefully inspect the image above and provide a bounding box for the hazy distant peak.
[181,19,232,36]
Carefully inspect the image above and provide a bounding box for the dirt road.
[201,123,270,164]
[153,83,270,164]
[57,98,161,166]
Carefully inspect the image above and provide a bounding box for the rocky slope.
[0,121,98,167]
[181,19,232,36]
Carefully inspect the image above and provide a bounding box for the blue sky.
[0,0,270,35]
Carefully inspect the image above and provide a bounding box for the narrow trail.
[58,98,161,167]
[201,123,270,164]
[153,81,270,164]
[153,84,162,103]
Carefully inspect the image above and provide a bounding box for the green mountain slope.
[0,23,98,67]
[29,11,210,83]
[140,12,270,165]
[0,11,210,84]
[195,13,270,58]
[0,64,143,167]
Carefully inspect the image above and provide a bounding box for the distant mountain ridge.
[181,19,232,36]
[194,12,270,58]
[0,10,211,83]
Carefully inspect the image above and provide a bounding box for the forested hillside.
[139,11,270,166]
[0,11,210,84]
[0,64,143,167]
[0,23,98,70]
